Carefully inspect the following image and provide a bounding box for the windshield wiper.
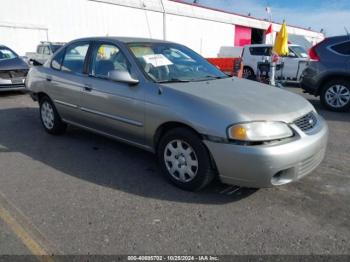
[157,78,190,83]
[191,75,230,82]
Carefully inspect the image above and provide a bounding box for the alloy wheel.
[325,84,350,108]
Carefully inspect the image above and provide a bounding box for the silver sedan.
[26,37,328,191]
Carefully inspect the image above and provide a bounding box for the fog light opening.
[271,169,294,186]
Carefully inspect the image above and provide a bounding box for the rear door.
[46,41,91,123]
[79,41,145,145]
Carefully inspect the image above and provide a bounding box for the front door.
[79,42,145,145]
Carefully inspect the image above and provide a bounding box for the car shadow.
[0,90,27,97]
[0,107,258,205]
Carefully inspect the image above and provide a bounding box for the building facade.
[1,0,324,56]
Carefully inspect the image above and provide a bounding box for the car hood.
[0,57,29,71]
[162,77,315,123]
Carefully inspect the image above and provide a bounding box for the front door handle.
[46,76,52,82]
[84,84,93,92]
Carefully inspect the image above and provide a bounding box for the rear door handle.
[46,76,52,82]
[84,84,93,92]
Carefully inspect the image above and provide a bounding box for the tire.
[243,67,255,80]
[39,96,67,135]
[157,128,215,191]
[320,79,350,112]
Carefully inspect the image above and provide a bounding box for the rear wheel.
[39,96,67,135]
[321,79,350,112]
[157,128,215,191]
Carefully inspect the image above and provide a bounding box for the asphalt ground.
[0,87,349,257]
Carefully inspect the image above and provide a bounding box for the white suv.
[242,44,309,82]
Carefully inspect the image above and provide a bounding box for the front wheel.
[39,96,67,135]
[157,128,215,191]
[321,79,350,112]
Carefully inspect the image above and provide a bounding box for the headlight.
[228,121,293,142]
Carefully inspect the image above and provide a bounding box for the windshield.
[0,47,18,61]
[128,42,228,83]
[290,46,309,58]
[51,45,63,53]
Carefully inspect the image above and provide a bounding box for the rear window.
[249,47,271,56]
[37,46,44,54]
[331,41,350,55]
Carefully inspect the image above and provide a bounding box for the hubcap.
[325,84,350,108]
[41,101,55,130]
[164,140,199,183]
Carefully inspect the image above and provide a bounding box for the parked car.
[26,37,328,191]
[242,44,309,82]
[0,45,29,92]
[300,35,350,112]
[26,42,65,65]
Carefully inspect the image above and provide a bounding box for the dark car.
[300,35,350,112]
[0,45,29,92]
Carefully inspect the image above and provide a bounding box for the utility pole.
[160,0,167,40]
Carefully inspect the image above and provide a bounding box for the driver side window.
[91,43,130,79]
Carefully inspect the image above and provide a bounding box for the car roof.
[70,36,172,44]
[325,35,350,42]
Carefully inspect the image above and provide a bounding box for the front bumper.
[0,77,26,92]
[204,116,328,188]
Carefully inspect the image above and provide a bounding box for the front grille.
[0,69,28,79]
[293,112,318,132]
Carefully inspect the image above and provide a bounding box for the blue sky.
[183,0,350,36]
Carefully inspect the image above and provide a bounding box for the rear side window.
[249,47,271,56]
[61,42,90,74]
[51,48,65,70]
[331,41,350,55]
[37,46,44,54]
[43,46,50,55]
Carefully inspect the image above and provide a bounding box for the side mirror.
[108,70,139,85]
